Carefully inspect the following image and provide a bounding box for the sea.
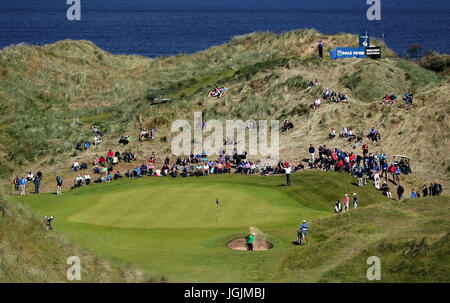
[0,0,449,58]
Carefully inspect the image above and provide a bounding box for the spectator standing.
[33,176,40,194]
[422,185,428,197]
[318,41,323,59]
[344,194,349,212]
[309,144,315,163]
[56,176,63,195]
[353,193,358,209]
[285,164,292,185]
[397,183,404,201]
[19,177,26,196]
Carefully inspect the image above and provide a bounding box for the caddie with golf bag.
[296,220,309,245]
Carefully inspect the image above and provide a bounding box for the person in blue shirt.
[33,176,40,194]
[381,161,389,179]
[19,177,27,196]
[182,165,188,177]
[394,166,401,184]
[318,41,323,59]
[411,189,418,199]
[299,220,309,245]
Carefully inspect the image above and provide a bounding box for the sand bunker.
[227,237,273,251]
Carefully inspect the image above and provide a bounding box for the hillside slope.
[0,30,448,192]
[0,30,449,283]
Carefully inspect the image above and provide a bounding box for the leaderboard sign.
[331,47,381,60]
[336,47,366,59]
[366,46,381,59]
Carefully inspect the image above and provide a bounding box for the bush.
[420,52,450,74]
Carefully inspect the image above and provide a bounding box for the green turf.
[18,171,386,282]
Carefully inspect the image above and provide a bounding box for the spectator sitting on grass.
[107,149,114,162]
[76,174,83,187]
[105,173,113,182]
[84,141,91,150]
[76,142,82,151]
[84,173,91,185]
[367,127,377,141]
[323,88,330,100]
[93,135,101,145]
[329,128,336,140]
[114,171,122,180]
[115,150,122,162]
[380,94,393,106]
[91,126,103,137]
[140,128,147,141]
[314,98,321,110]
[72,160,79,172]
[382,181,392,198]
[281,120,294,132]
[99,155,106,166]
[171,164,178,177]
[80,162,88,170]
[141,163,148,176]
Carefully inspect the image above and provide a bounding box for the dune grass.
[0,190,152,282]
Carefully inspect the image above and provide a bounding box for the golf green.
[19,171,382,282]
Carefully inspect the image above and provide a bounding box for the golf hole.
[227,237,273,251]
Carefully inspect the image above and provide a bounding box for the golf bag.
[296,229,306,245]
[334,201,342,213]
[44,216,54,231]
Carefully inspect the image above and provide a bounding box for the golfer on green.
[248,232,255,251]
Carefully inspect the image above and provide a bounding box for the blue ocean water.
[0,0,448,57]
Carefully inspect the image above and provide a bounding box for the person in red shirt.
[107,149,114,162]
[362,143,369,157]
[99,155,106,166]
[225,161,231,173]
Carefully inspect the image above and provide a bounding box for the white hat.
[303,220,306,223]
[353,193,356,195]
[252,232,255,236]
[345,194,348,196]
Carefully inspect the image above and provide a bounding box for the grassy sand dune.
[1,29,449,282]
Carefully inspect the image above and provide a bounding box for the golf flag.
[215,199,219,223]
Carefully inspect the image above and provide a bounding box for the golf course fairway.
[19,171,385,282]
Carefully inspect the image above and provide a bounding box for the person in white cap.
[299,220,309,245]
[353,193,358,209]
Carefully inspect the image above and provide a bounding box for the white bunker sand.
[227,226,273,251]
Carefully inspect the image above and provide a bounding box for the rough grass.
[0,190,154,282]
